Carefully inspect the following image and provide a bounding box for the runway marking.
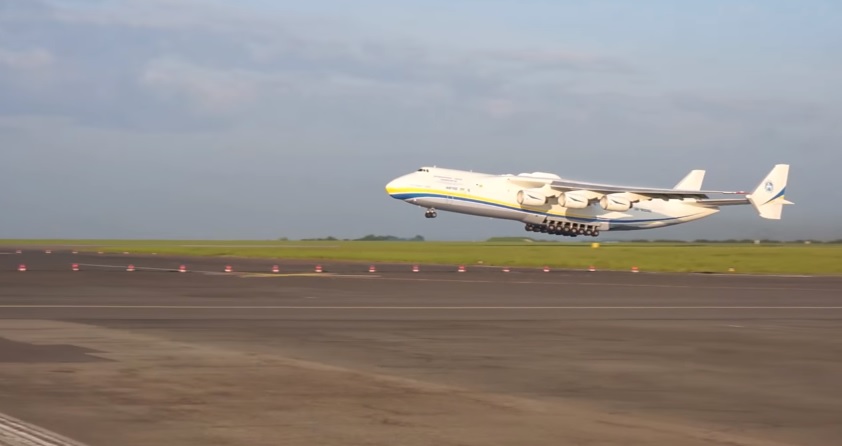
[1,305,841,310]
[0,412,87,446]
[372,276,836,292]
[74,263,340,277]
[46,263,840,292]
[241,273,331,278]
[76,263,180,272]
[241,273,373,278]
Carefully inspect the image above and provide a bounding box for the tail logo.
[765,181,774,192]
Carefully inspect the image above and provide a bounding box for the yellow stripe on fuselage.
[387,186,580,219]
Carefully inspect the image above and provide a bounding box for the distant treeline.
[282,236,841,244]
[487,238,842,244]
[294,235,425,242]
[625,239,842,244]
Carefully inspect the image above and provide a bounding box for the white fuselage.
[385,167,720,232]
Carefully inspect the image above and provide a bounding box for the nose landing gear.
[425,209,438,219]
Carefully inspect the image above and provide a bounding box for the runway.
[1,249,841,445]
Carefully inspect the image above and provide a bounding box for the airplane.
[385,165,791,237]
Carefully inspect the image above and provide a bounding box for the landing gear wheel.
[592,230,600,237]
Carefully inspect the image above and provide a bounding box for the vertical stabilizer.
[674,170,705,190]
[747,164,792,220]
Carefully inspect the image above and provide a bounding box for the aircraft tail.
[747,164,792,220]
[674,170,705,190]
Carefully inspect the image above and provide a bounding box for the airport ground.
[1,248,842,445]
[3,239,841,274]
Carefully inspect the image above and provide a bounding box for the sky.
[1,0,840,241]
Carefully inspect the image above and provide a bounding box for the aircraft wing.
[507,164,789,218]
[548,180,746,200]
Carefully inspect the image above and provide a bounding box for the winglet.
[674,170,705,191]
[747,164,791,220]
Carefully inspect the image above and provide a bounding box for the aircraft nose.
[385,178,401,195]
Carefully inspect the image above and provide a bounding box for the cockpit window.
[417,168,430,172]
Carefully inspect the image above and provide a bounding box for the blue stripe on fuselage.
[391,192,687,224]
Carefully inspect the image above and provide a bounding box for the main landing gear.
[424,208,438,219]
[524,222,600,238]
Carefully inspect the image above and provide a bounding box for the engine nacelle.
[517,189,548,207]
[557,192,589,209]
[599,194,632,211]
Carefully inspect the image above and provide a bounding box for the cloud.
[1,0,833,157]
[140,57,265,113]
[48,0,250,31]
[670,93,824,124]
[0,0,838,241]
[0,0,639,129]
[481,99,518,118]
[475,48,632,74]
[0,47,53,70]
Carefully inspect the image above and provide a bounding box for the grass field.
[2,239,841,275]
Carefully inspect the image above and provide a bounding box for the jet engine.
[517,189,548,206]
[599,195,632,211]
[557,192,589,209]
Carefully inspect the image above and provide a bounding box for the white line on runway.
[77,263,174,271]
[75,263,354,277]
[374,277,835,291]
[1,305,841,310]
[76,263,231,275]
[69,263,835,292]
[0,412,87,446]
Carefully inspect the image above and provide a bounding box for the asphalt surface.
[1,248,841,446]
